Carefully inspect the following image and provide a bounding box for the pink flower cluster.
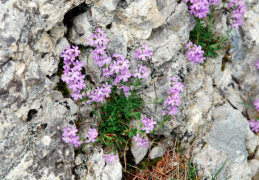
[185,0,219,18]
[163,77,184,116]
[254,99,259,112]
[61,46,86,101]
[186,41,206,65]
[133,65,150,79]
[135,44,153,61]
[87,82,112,104]
[62,127,82,147]
[228,0,246,29]
[87,28,151,103]
[85,128,98,143]
[249,119,259,133]
[133,134,149,148]
[103,152,118,163]
[141,117,157,133]
[118,84,133,98]
[88,29,133,85]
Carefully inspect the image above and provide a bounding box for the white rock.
[131,138,149,164]
[1,61,16,88]
[69,12,92,46]
[41,135,51,146]
[149,146,165,160]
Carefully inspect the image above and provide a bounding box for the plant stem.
[196,18,200,44]
[211,28,233,48]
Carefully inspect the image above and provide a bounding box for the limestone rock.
[115,0,165,39]
[193,104,252,179]
[149,146,165,160]
[131,137,149,164]
[69,12,92,46]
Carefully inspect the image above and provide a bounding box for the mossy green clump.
[138,157,163,170]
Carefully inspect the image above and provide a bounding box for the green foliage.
[190,6,231,60]
[210,159,228,180]
[93,86,142,150]
[187,161,199,180]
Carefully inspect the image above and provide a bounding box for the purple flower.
[228,0,246,29]
[118,85,132,97]
[62,127,82,147]
[255,60,259,69]
[113,76,121,86]
[162,110,168,116]
[102,67,113,78]
[70,136,82,147]
[249,119,259,133]
[254,99,259,112]
[68,126,78,136]
[88,87,105,103]
[135,44,153,61]
[61,45,86,101]
[72,60,84,71]
[103,82,112,98]
[133,134,149,148]
[85,128,98,143]
[103,152,118,163]
[186,42,206,65]
[71,90,83,101]
[162,77,184,117]
[186,0,210,18]
[119,69,132,82]
[209,0,219,5]
[167,105,178,115]
[134,65,150,79]
[141,117,157,133]
[88,28,109,47]
[110,61,123,74]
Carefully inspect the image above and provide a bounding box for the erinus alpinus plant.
[60,28,184,162]
[185,0,246,64]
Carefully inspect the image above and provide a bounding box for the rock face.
[1,0,259,180]
[193,104,253,179]
[0,0,83,179]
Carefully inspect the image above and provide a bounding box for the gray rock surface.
[193,104,253,179]
[149,146,165,160]
[1,0,259,179]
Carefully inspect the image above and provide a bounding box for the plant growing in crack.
[185,0,246,64]
[59,28,184,163]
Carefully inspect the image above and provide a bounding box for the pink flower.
[103,152,118,163]
[141,117,157,133]
[249,119,259,133]
[162,77,184,117]
[133,65,150,79]
[62,127,82,147]
[255,60,259,69]
[133,134,149,148]
[254,99,259,112]
[228,0,246,29]
[119,69,131,82]
[135,44,153,61]
[61,45,86,101]
[186,42,206,65]
[85,128,98,143]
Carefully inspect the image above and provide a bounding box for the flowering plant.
[60,28,184,163]
[186,0,246,64]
